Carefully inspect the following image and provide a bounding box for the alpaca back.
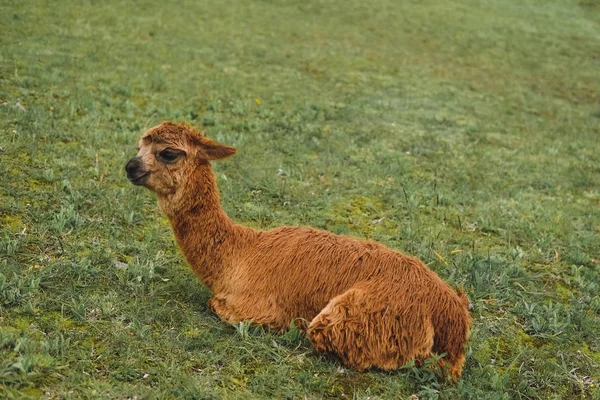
[230,226,454,323]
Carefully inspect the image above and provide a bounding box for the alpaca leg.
[208,293,288,330]
[208,294,240,323]
[307,281,435,371]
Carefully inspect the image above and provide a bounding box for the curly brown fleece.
[125,121,471,380]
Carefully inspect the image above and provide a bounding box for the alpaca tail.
[433,289,472,380]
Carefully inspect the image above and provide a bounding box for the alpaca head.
[125,121,236,196]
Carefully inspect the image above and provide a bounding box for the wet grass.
[1,0,599,398]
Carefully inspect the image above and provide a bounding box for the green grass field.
[1,0,599,398]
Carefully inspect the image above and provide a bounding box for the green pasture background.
[1,0,599,398]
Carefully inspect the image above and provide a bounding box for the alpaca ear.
[200,139,237,160]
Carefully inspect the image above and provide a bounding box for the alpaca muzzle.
[125,157,149,185]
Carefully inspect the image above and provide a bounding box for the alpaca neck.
[157,163,236,291]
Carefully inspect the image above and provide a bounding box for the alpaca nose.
[125,157,149,184]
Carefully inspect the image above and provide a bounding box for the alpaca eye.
[158,149,184,163]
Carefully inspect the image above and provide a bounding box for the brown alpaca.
[125,121,471,380]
